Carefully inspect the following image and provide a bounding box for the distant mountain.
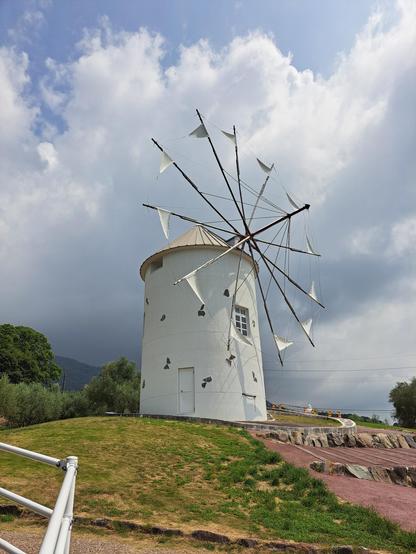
[56,355,101,391]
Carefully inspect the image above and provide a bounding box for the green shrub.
[3,382,62,427]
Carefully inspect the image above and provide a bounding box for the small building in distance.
[139,225,267,422]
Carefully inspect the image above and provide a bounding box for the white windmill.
[139,110,323,422]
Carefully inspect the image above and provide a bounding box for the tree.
[389,378,416,428]
[86,357,140,414]
[0,324,61,384]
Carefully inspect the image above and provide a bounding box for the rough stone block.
[345,464,372,480]
[277,430,289,443]
[332,547,353,554]
[327,432,344,447]
[387,466,408,486]
[387,434,400,448]
[291,431,304,445]
[320,433,329,448]
[356,433,374,448]
[310,461,325,473]
[344,434,357,447]
[397,435,410,449]
[191,530,230,543]
[407,467,416,486]
[404,434,416,448]
[369,466,391,483]
[377,433,394,448]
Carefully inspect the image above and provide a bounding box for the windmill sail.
[185,273,204,304]
[257,158,273,174]
[308,281,318,302]
[301,318,313,339]
[160,151,174,173]
[286,193,300,210]
[221,130,236,144]
[306,235,319,256]
[274,334,293,352]
[157,208,171,239]
[189,123,208,138]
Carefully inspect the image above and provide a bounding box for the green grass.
[268,412,340,427]
[1,417,415,552]
[350,416,415,432]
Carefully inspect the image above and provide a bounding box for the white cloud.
[389,216,416,257]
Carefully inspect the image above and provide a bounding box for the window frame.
[234,305,250,337]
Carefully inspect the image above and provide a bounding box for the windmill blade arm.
[142,204,235,236]
[252,241,315,346]
[174,235,250,285]
[196,110,249,234]
[255,237,320,256]
[248,173,271,225]
[247,241,283,365]
[233,124,246,223]
[251,204,310,238]
[261,250,325,309]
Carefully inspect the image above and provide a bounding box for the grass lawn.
[1,417,416,552]
[350,417,416,432]
[268,413,340,427]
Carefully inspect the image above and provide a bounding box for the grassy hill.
[1,417,415,552]
[55,355,100,390]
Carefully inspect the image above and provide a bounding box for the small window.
[234,305,249,336]
[150,257,163,273]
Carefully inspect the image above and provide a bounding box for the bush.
[0,374,93,427]
[86,357,140,414]
[0,356,140,427]
[61,389,91,419]
[2,381,63,427]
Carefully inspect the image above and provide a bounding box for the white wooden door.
[178,367,195,414]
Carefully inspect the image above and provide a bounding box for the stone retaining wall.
[310,460,416,488]
[262,430,416,449]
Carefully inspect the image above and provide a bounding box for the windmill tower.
[139,110,323,422]
[139,225,267,421]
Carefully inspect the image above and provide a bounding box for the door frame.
[178,367,195,415]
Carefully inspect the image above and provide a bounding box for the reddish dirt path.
[255,435,416,532]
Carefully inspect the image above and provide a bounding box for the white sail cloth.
[301,318,313,338]
[221,130,236,144]
[308,281,318,302]
[189,123,208,138]
[184,273,204,304]
[157,208,171,239]
[274,334,293,352]
[159,151,173,173]
[257,158,273,174]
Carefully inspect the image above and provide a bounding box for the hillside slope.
[1,417,415,552]
[55,355,100,390]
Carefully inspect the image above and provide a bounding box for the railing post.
[55,457,77,554]
[38,456,78,554]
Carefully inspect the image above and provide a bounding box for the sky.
[1,0,415,418]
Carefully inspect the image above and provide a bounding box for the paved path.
[256,435,416,532]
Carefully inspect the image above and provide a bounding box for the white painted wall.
[140,245,267,422]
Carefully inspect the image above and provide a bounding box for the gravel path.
[0,529,213,554]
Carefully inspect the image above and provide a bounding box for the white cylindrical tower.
[139,226,267,422]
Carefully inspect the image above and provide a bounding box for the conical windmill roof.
[140,225,253,280]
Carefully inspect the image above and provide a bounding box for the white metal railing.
[0,442,78,554]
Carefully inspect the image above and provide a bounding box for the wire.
[284,353,416,363]
[263,365,416,372]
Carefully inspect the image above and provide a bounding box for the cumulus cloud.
[0,1,415,414]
